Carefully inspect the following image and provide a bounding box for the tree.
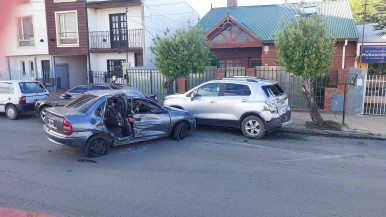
[349,0,385,31]
[368,1,386,31]
[275,15,335,126]
[150,27,212,94]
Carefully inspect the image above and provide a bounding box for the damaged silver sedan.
[43,90,196,157]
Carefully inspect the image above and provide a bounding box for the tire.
[83,135,111,158]
[39,106,50,122]
[241,115,266,139]
[173,122,187,141]
[5,105,19,120]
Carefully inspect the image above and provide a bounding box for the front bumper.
[265,110,291,132]
[43,125,90,148]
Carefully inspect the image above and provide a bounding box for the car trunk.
[44,107,81,134]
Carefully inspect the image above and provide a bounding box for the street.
[1,114,386,217]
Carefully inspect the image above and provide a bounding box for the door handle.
[134,118,141,121]
[241,99,248,102]
[210,100,216,104]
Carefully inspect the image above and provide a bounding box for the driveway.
[1,114,386,217]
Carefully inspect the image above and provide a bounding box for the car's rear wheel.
[83,135,111,158]
[241,115,266,139]
[5,105,19,120]
[173,122,187,140]
[39,106,51,122]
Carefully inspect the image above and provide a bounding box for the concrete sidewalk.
[283,111,386,140]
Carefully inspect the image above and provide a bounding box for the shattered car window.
[66,94,99,112]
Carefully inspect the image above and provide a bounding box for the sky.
[186,0,320,18]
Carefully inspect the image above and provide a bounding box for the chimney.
[227,0,237,7]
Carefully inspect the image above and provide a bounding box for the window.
[223,83,251,96]
[67,85,90,93]
[133,99,161,114]
[0,83,14,94]
[21,61,26,76]
[196,83,221,97]
[17,17,34,46]
[18,82,46,94]
[29,61,34,76]
[107,60,125,78]
[262,84,285,97]
[55,11,79,47]
[219,60,224,68]
[91,85,111,90]
[134,53,143,67]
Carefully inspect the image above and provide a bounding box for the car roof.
[0,80,43,83]
[85,89,146,98]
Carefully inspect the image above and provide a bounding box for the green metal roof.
[356,24,386,43]
[198,0,359,41]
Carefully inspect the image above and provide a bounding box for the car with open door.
[35,84,157,121]
[43,90,196,157]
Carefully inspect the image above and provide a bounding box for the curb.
[279,124,386,141]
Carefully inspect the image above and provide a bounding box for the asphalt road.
[1,114,386,217]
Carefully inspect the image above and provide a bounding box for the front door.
[131,99,170,138]
[249,58,261,68]
[41,60,50,78]
[109,13,127,49]
[56,63,69,90]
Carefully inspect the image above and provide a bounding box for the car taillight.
[63,118,73,135]
[19,96,26,104]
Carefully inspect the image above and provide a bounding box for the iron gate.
[363,75,386,115]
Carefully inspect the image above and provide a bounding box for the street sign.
[361,46,386,63]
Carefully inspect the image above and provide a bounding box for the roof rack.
[222,76,265,83]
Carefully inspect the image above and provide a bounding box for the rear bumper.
[15,103,35,113]
[265,110,291,132]
[43,125,90,148]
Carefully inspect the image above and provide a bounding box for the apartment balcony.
[89,29,143,53]
[87,0,141,9]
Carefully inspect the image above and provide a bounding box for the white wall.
[90,53,135,71]
[55,55,88,88]
[143,0,199,69]
[4,0,49,57]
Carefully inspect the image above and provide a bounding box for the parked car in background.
[0,80,49,120]
[35,84,156,121]
[163,77,291,139]
[43,90,196,157]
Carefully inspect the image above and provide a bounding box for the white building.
[3,0,51,82]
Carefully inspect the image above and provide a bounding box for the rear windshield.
[19,82,46,94]
[66,94,99,113]
[261,84,285,97]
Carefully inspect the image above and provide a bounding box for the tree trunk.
[165,79,175,95]
[302,78,324,125]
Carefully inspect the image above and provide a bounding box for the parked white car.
[0,80,49,120]
[163,77,291,139]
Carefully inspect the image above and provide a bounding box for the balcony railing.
[89,29,143,49]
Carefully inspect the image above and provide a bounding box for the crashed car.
[43,90,196,157]
[35,84,157,121]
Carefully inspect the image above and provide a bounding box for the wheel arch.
[239,112,265,127]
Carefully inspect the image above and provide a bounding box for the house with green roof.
[198,0,358,71]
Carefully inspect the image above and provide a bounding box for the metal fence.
[254,67,337,109]
[363,75,386,115]
[186,66,217,90]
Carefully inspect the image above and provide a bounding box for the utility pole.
[359,0,369,68]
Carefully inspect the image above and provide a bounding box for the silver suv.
[163,77,291,139]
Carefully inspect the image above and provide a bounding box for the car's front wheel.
[5,105,19,120]
[173,122,187,140]
[241,115,266,139]
[83,135,111,157]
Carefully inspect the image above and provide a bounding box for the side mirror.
[190,92,196,101]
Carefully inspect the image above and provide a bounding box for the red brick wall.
[45,0,88,55]
[332,41,357,71]
[177,77,186,94]
[261,43,280,66]
[211,47,262,67]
